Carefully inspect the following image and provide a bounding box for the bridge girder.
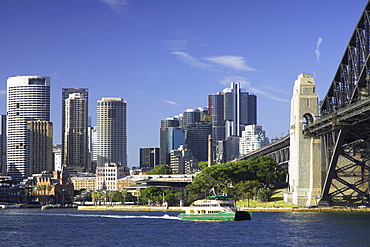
[305,2,370,206]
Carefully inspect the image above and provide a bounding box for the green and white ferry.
[178,196,252,221]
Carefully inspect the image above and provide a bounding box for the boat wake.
[65,213,181,220]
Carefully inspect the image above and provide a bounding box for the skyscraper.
[96,97,127,167]
[160,126,185,166]
[0,115,6,174]
[27,120,53,174]
[209,82,257,141]
[61,88,88,167]
[185,121,212,162]
[7,76,50,180]
[64,93,88,171]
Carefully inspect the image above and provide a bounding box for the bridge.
[238,2,370,206]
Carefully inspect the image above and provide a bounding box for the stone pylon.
[284,73,322,206]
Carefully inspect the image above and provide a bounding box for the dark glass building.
[140,147,160,171]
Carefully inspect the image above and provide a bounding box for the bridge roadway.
[235,134,290,170]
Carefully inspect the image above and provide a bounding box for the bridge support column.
[284,73,322,206]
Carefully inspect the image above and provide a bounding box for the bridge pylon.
[284,73,323,206]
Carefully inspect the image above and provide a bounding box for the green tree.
[233,180,264,200]
[121,190,128,205]
[91,192,98,205]
[186,156,286,204]
[112,191,123,202]
[197,161,210,171]
[140,186,163,204]
[146,165,172,175]
[108,191,115,205]
[163,189,183,206]
[257,187,272,203]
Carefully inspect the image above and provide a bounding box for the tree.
[146,165,172,175]
[257,187,272,203]
[91,192,98,205]
[197,161,208,171]
[121,190,128,205]
[108,191,114,205]
[140,186,163,204]
[186,156,286,204]
[163,189,183,206]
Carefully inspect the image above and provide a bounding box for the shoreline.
[77,205,370,212]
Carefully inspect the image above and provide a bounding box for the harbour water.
[1,208,370,246]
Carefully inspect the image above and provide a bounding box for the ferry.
[178,196,252,221]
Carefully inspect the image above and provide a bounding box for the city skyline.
[0,1,367,167]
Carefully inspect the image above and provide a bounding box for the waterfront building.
[61,88,88,168]
[0,115,6,174]
[170,145,198,174]
[7,76,50,181]
[64,93,89,171]
[122,174,193,201]
[96,98,127,167]
[31,169,74,204]
[70,173,96,191]
[239,124,269,156]
[139,147,160,171]
[96,163,129,191]
[27,120,53,175]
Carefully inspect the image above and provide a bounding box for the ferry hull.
[178,210,252,221]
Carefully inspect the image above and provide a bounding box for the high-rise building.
[96,98,127,167]
[185,121,212,162]
[61,88,88,167]
[64,93,88,171]
[27,120,53,175]
[160,126,185,166]
[53,144,62,172]
[7,76,50,181]
[215,136,240,164]
[170,145,198,174]
[239,124,269,156]
[208,82,257,141]
[0,115,6,174]
[140,147,160,171]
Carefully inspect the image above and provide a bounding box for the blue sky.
[0,0,367,167]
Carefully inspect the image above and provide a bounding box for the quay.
[77,205,370,212]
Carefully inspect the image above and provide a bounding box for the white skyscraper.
[7,76,50,180]
[96,98,127,167]
[239,125,269,155]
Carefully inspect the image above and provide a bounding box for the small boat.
[178,195,252,221]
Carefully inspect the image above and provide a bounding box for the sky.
[0,0,368,167]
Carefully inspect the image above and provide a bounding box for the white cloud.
[101,0,130,11]
[160,99,179,106]
[220,76,289,103]
[0,90,6,95]
[204,55,256,71]
[171,51,216,71]
[165,39,189,51]
[315,37,323,63]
